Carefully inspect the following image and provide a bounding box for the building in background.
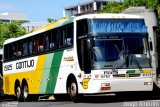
[0,12,27,22]
[22,22,49,32]
[63,0,123,17]
[0,12,48,32]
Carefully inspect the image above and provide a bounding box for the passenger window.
[45,32,50,51]
[8,44,13,59]
[39,34,44,52]
[23,40,28,56]
[17,42,22,57]
[29,38,33,54]
[4,46,8,60]
[51,30,57,49]
[59,28,66,48]
[13,43,17,58]
[66,25,73,46]
[34,37,39,53]
[45,30,57,51]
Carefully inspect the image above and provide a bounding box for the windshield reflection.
[92,36,151,70]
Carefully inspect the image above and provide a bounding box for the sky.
[0,0,90,22]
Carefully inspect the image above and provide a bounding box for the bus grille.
[113,74,141,78]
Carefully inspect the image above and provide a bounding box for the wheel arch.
[21,78,28,89]
[14,79,21,93]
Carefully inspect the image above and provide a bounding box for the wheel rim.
[70,82,77,98]
[23,86,28,100]
[16,87,21,99]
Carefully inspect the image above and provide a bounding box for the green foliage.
[102,2,125,13]
[0,21,27,48]
[47,18,57,23]
[101,0,160,22]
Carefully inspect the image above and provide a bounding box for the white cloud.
[0,3,14,10]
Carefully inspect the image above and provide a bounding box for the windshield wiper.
[130,54,143,72]
[113,50,143,73]
[112,49,143,70]
[112,50,128,71]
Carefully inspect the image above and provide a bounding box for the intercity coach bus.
[2,14,156,102]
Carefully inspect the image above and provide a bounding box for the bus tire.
[67,78,81,103]
[15,86,22,101]
[21,84,29,101]
[152,82,160,96]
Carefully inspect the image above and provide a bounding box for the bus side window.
[17,42,22,57]
[51,30,57,49]
[23,40,28,56]
[45,31,56,51]
[45,34,50,51]
[59,28,66,48]
[77,19,88,37]
[66,24,73,46]
[8,44,13,59]
[29,38,33,54]
[4,45,8,60]
[34,37,39,53]
[13,43,17,58]
[38,34,44,52]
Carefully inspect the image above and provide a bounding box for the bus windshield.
[88,19,151,70]
[92,36,151,69]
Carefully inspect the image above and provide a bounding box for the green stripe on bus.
[39,53,54,93]
[46,51,64,93]
[55,18,74,28]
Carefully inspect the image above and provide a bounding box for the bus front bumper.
[79,78,153,94]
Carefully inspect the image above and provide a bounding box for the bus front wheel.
[67,79,81,103]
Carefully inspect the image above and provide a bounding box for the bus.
[0,49,3,98]
[3,14,155,102]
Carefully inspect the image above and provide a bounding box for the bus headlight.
[144,82,152,85]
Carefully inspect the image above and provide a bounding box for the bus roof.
[4,17,74,45]
[74,13,144,21]
[3,13,144,45]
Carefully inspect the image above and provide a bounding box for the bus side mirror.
[149,42,153,51]
[82,39,91,74]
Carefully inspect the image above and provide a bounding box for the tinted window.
[23,40,28,56]
[29,38,33,54]
[77,19,88,37]
[39,34,44,52]
[34,37,39,53]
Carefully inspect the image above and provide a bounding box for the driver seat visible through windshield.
[93,42,119,62]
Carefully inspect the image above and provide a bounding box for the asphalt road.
[1,94,160,107]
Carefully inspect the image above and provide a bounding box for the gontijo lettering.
[3,57,38,74]
[16,59,34,69]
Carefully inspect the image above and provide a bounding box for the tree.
[47,18,57,23]
[0,21,27,48]
[101,0,160,22]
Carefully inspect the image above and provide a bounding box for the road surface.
[1,94,160,107]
